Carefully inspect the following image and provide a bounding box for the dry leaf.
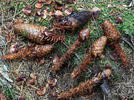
[116,16,123,24]
[5,34,12,43]
[37,58,45,65]
[53,10,63,21]
[47,79,57,87]
[55,10,63,16]
[110,9,117,15]
[27,79,37,88]
[23,5,32,15]
[14,19,23,24]
[38,0,52,4]
[64,7,73,16]
[52,1,63,10]
[36,9,42,16]
[40,10,48,19]
[64,0,74,4]
[19,95,25,100]
[16,75,26,86]
[30,73,37,80]
[35,2,43,9]
[37,87,46,95]
[49,91,57,97]
[0,93,7,100]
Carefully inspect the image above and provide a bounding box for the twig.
[132,52,134,67]
[62,42,82,62]
[122,37,134,67]
[128,0,134,7]
[0,35,16,86]
[7,86,15,100]
[92,16,102,36]
[130,35,134,67]
[0,4,4,26]
[13,3,19,19]
[83,0,89,10]
[122,37,134,51]
[130,35,134,46]
[3,10,21,22]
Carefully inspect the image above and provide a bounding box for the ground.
[0,0,134,100]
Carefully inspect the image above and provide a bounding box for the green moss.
[18,2,26,10]
[4,87,14,100]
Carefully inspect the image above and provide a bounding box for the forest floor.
[0,0,134,100]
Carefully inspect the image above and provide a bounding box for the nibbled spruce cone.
[51,28,90,73]
[2,44,53,60]
[102,20,120,44]
[71,36,107,79]
[14,23,65,44]
[102,20,130,67]
[58,68,112,99]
